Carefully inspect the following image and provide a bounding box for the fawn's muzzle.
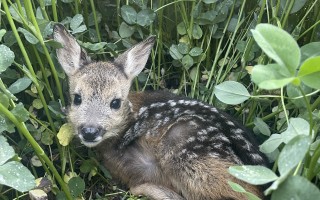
[79,126,103,142]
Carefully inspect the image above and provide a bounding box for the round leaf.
[278,135,311,176]
[298,56,320,89]
[68,177,85,197]
[254,117,271,136]
[70,14,84,31]
[177,22,187,35]
[228,165,278,185]
[192,24,203,39]
[189,47,203,57]
[300,42,320,62]
[169,44,183,60]
[11,103,29,122]
[271,176,320,200]
[281,118,310,144]
[0,44,15,73]
[0,135,15,165]
[121,5,137,25]
[119,22,135,38]
[0,29,6,41]
[182,55,194,70]
[57,123,74,146]
[137,9,156,26]
[8,76,32,94]
[259,134,282,154]
[0,161,35,192]
[251,64,293,89]
[178,43,189,55]
[17,28,39,44]
[214,81,250,105]
[251,24,300,75]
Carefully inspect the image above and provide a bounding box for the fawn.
[53,24,267,200]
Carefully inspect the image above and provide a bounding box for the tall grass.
[0,0,319,199]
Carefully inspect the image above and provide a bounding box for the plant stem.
[90,0,101,42]
[0,103,72,200]
[51,0,58,21]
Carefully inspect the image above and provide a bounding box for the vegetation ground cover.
[0,0,320,199]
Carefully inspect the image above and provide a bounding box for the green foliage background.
[0,0,320,199]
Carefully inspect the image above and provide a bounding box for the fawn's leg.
[130,183,185,200]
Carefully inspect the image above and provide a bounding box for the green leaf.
[0,114,15,133]
[88,11,102,27]
[300,42,320,63]
[177,22,187,35]
[251,24,300,74]
[17,28,39,44]
[254,118,271,136]
[119,22,135,38]
[121,5,137,25]
[251,64,293,89]
[72,25,87,34]
[203,0,218,4]
[0,29,6,41]
[0,45,15,73]
[0,161,35,192]
[70,14,84,31]
[0,92,9,108]
[214,81,250,105]
[192,24,203,39]
[259,134,282,154]
[228,181,261,200]
[137,9,156,26]
[169,44,183,60]
[68,177,85,197]
[298,56,320,89]
[177,43,189,55]
[189,47,203,57]
[228,165,278,185]
[0,136,15,165]
[271,176,320,200]
[57,123,74,146]
[11,103,29,122]
[280,0,307,14]
[32,99,43,109]
[287,83,312,108]
[8,76,32,94]
[278,135,311,176]
[182,55,194,70]
[281,118,310,144]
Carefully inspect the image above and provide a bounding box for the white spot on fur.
[138,106,148,115]
[187,136,196,143]
[150,102,166,108]
[168,100,177,107]
[197,129,207,135]
[226,121,235,126]
[198,135,208,141]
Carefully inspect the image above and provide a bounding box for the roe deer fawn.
[53,24,267,200]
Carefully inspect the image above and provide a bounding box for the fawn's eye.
[110,98,121,109]
[73,94,82,105]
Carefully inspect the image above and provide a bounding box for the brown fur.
[53,24,267,200]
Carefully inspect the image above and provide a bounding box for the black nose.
[80,126,102,142]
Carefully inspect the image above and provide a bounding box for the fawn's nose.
[79,126,102,142]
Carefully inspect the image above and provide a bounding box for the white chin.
[78,135,103,147]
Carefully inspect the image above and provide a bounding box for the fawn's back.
[54,24,267,200]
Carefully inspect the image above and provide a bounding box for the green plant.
[0,0,319,199]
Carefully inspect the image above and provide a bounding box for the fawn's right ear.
[53,24,91,76]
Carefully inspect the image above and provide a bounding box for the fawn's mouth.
[78,125,105,147]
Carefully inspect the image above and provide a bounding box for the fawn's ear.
[114,36,156,80]
[53,24,91,76]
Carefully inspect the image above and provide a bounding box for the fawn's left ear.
[53,24,91,76]
[114,36,156,80]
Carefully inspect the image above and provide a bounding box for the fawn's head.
[53,24,155,147]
